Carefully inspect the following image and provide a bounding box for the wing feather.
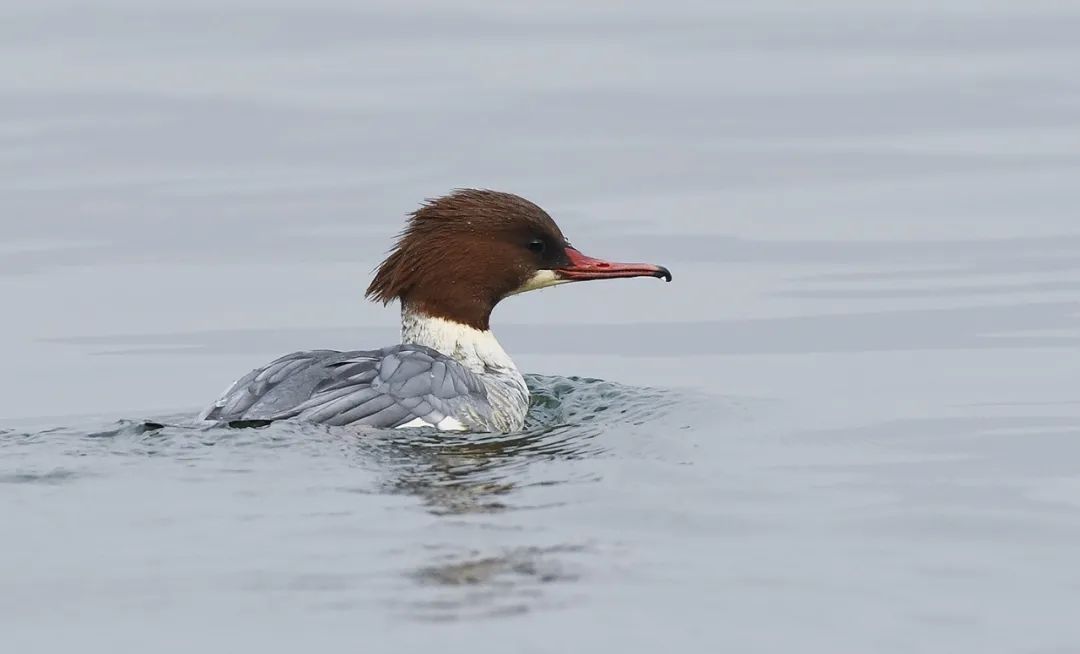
[199,345,490,430]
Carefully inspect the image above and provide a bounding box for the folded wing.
[199,345,488,429]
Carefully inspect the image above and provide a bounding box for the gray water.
[3,1,1080,651]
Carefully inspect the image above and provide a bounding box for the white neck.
[400,306,517,375]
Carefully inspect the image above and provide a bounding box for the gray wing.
[198,345,489,429]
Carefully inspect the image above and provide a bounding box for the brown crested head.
[366,189,671,331]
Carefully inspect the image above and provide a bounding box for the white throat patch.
[400,307,517,374]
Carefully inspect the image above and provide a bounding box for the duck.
[199,189,671,432]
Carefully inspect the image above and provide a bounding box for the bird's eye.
[527,239,546,254]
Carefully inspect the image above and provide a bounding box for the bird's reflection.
[347,373,673,516]
[333,374,676,618]
[361,424,603,515]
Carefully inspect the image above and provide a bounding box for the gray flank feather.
[199,344,492,430]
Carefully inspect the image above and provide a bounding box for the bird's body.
[200,310,529,432]
[199,189,670,433]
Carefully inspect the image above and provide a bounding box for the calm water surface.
[3,1,1080,652]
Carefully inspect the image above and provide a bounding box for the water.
[3,1,1080,651]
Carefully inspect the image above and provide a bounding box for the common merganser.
[199,189,671,432]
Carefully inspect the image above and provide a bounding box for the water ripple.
[0,374,714,622]
[1,373,692,504]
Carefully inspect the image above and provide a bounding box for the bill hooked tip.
[655,265,673,282]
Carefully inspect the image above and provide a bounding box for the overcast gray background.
[3,1,1080,652]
